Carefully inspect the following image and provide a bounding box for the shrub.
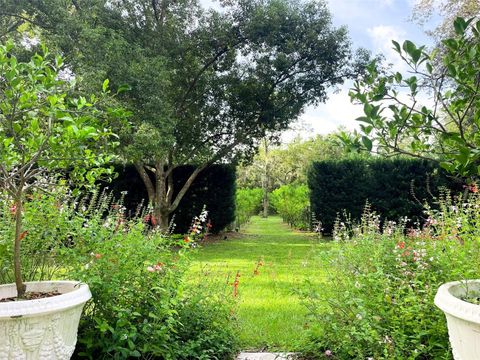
[308,158,462,234]
[235,188,263,227]
[0,188,239,359]
[298,191,480,359]
[270,184,310,230]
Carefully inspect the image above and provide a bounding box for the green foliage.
[105,164,236,234]
[345,17,480,179]
[169,287,239,360]
[0,41,118,190]
[308,158,461,233]
[0,188,74,284]
[4,0,367,226]
[0,41,124,295]
[237,134,360,189]
[0,188,239,359]
[235,187,263,227]
[298,192,480,359]
[270,184,310,230]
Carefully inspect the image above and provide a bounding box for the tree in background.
[236,188,263,228]
[344,18,480,183]
[411,0,480,41]
[237,132,362,189]
[1,0,368,229]
[270,183,310,229]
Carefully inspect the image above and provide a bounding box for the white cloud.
[367,25,408,71]
[284,84,363,140]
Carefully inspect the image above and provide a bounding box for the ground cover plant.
[299,190,480,359]
[190,216,329,351]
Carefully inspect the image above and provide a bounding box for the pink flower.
[147,262,164,273]
[325,349,333,357]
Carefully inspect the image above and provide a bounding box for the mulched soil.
[0,291,61,303]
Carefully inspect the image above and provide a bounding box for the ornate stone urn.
[434,280,480,360]
[0,281,91,360]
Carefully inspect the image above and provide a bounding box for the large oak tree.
[1,0,367,228]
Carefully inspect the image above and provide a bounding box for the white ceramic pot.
[0,281,92,360]
[434,280,480,360]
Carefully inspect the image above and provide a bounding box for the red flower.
[396,241,405,249]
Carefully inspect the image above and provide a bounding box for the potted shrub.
[343,17,480,359]
[0,42,123,358]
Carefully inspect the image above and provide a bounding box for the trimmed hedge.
[308,158,462,234]
[104,164,236,233]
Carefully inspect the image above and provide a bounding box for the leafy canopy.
[5,0,366,165]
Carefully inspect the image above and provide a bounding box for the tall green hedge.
[105,164,236,234]
[308,158,462,234]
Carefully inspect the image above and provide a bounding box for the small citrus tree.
[345,17,480,182]
[0,42,122,297]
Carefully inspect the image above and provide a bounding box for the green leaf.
[356,116,372,124]
[426,63,433,74]
[361,136,373,151]
[102,79,109,92]
[402,40,416,57]
[447,64,457,77]
[391,40,401,53]
[453,17,467,35]
[439,162,454,173]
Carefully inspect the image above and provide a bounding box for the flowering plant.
[299,191,480,359]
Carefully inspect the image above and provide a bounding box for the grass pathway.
[190,216,328,351]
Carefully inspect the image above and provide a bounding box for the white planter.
[0,281,91,360]
[434,280,480,360]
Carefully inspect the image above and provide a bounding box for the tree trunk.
[261,138,269,218]
[262,190,269,218]
[14,194,26,298]
[135,162,207,231]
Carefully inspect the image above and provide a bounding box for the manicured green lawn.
[190,216,329,351]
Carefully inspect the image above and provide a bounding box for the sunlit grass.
[189,216,330,351]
